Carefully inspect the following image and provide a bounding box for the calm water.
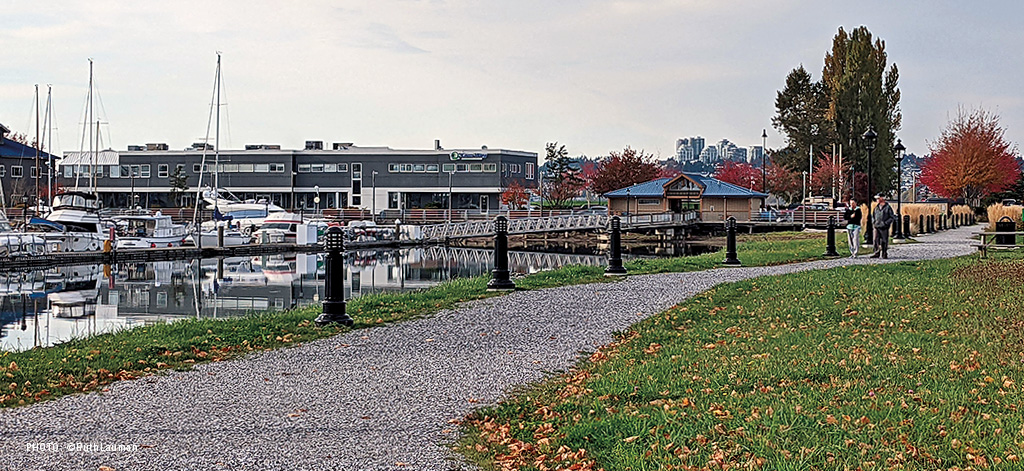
[0,247,629,351]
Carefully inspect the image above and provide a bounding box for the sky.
[1,0,1021,160]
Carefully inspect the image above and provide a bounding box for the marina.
[0,246,620,352]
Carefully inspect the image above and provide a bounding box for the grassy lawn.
[0,233,827,408]
[459,252,1024,471]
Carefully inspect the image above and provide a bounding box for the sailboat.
[189,53,249,248]
[29,61,107,253]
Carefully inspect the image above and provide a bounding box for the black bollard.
[903,215,911,238]
[487,216,516,291]
[824,215,840,257]
[722,217,741,266]
[315,226,354,327]
[919,215,924,235]
[605,216,627,276]
[930,215,936,233]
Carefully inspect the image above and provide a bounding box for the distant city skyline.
[1,1,1021,160]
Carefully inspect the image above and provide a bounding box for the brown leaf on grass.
[623,435,640,443]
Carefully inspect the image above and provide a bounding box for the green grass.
[0,233,828,408]
[458,252,1024,470]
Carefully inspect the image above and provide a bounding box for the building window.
[526,162,535,180]
[30,166,37,178]
[337,163,348,172]
[63,166,71,178]
[193,164,202,173]
[269,163,285,172]
[352,195,361,205]
[456,163,468,172]
[139,165,149,178]
[298,164,311,173]
[109,165,120,178]
[470,164,482,172]
[236,164,252,172]
[80,165,90,176]
[638,198,661,205]
[388,192,399,209]
[413,164,425,173]
[442,163,455,173]
[400,164,412,172]
[311,164,324,173]
[484,163,497,172]
[352,163,362,179]
[95,165,104,177]
[325,163,337,172]
[426,164,439,172]
[158,164,169,178]
[0,165,5,177]
[11,166,23,178]
[255,163,269,173]
[388,163,399,173]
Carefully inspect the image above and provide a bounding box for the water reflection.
[0,248,615,351]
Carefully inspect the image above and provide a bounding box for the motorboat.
[252,212,302,244]
[199,190,287,237]
[114,211,189,249]
[30,191,106,253]
[0,211,47,257]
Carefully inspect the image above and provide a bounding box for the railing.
[414,211,698,242]
[749,210,843,226]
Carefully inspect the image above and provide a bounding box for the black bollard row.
[722,217,741,266]
[487,216,516,291]
[605,216,627,276]
[315,226,354,327]
[824,215,840,256]
[919,215,924,236]
[903,215,911,238]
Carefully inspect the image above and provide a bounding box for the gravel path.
[0,226,979,471]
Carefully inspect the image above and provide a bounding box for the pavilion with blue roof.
[604,173,767,222]
[0,122,58,207]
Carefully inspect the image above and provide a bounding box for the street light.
[861,126,878,245]
[893,139,906,239]
[370,171,378,218]
[801,171,808,228]
[761,129,768,209]
[447,170,455,224]
[625,188,631,216]
[314,185,320,213]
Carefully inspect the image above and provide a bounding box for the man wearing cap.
[871,194,896,259]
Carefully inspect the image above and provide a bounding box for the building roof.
[604,178,672,197]
[685,173,767,198]
[0,136,58,161]
[60,150,121,166]
[604,174,767,199]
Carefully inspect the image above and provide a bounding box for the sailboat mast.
[214,53,221,202]
[88,59,94,193]
[34,84,40,212]
[45,85,53,208]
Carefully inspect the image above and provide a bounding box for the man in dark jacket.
[871,195,896,259]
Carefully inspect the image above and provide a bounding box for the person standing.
[871,195,897,259]
[843,199,862,257]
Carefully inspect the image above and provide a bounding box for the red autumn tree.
[809,153,850,198]
[500,181,530,210]
[590,146,661,195]
[713,161,761,191]
[920,107,1021,206]
[766,164,801,205]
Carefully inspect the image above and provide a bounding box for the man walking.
[871,195,896,259]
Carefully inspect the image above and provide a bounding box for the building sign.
[450,151,487,161]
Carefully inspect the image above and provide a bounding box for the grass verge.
[0,233,827,408]
[458,252,1024,470]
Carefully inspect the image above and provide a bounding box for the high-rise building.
[675,136,705,162]
[748,146,764,165]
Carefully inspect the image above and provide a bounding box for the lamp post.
[861,127,877,245]
[21,195,28,226]
[447,170,455,224]
[625,188,631,216]
[761,129,768,208]
[370,171,377,218]
[314,185,320,213]
[893,139,906,239]
[801,171,807,228]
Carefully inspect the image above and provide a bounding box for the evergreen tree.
[772,65,832,171]
[542,142,584,208]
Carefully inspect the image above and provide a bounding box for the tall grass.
[901,203,944,234]
[986,203,1023,230]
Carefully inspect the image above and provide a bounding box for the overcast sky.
[2,0,1021,160]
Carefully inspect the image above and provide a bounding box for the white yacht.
[114,211,189,249]
[0,211,47,257]
[31,191,106,253]
[199,190,288,236]
[252,212,302,244]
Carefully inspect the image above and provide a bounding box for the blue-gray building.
[0,123,57,208]
[58,140,538,212]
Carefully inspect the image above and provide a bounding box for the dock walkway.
[0,226,978,470]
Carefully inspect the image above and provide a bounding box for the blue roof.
[685,173,768,198]
[604,174,767,199]
[604,178,672,197]
[0,136,58,161]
